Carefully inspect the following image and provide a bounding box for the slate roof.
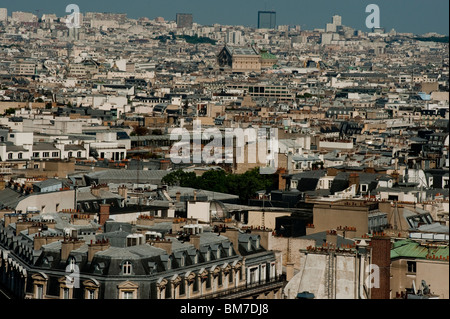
[0,188,26,209]
[299,231,355,247]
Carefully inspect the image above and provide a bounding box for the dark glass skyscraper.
[258,11,276,29]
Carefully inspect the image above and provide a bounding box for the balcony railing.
[198,276,285,299]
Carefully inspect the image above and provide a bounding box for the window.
[167,257,172,270]
[123,261,132,275]
[361,184,368,192]
[407,261,416,273]
[87,289,95,299]
[77,151,82,157]
[52,152,59,157]
[36,284,44,299]
[180,254,185,267]
[33,152,39,158]
[122,291,134,299]
[18,153,22,159]
[43,152,49,158]
[63,287,70,299]
[8,153,12,159]
[68,152,73,157]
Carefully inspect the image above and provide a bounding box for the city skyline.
[0,0,449,35]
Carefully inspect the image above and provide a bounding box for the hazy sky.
[1,0,449,35]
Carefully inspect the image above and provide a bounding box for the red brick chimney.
[99,204,110,226]
[370,236,391,299]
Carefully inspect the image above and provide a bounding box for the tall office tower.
[332,15,342,26]
[176,13,193,28]
[0,8,7,23]
[258,11,276,29]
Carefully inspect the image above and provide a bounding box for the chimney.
[0,179,5,191]
[28,223,43,235]
[221,227,240,254]
[88,239,110,262]
[370,236,391,299]
[91,185,100,197]
[151,239,172,255]
[118,185,128,199]
[326,230,338,247]
[176,191,181,202]
[190,234,201,250]
[61,239,85,261]
[34,234,64,250]
[250,227,271,250]
[349,173,360,188]
[99,204,110,226]
[278,168,287,191]
[5,214,20,228]
[193,190,197,201]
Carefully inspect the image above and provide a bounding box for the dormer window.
[206,249,211,262]
[180,254,185,267]
[217,248,221,259]
[123,261,132,275]
[167,257,172,270]
[255,237,260,249]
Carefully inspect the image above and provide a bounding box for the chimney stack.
[150,239,172,255]
[91,185,100,197]
[99,204,110,226]
[61,239,85,261]
[326,230,338,247]
[348,173,360,188]
[176,191,181,202]
[88,239,110,262]
[190,234,201,250]
[118,185,128,199]
[220,227,240,254]
[370,236,391,299]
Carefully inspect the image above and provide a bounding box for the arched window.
[180,254,185,267]
[193,253,199,264]
[217,248,221,259]
[68,257,77,272]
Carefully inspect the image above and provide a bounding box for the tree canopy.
[162,168,274,204]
